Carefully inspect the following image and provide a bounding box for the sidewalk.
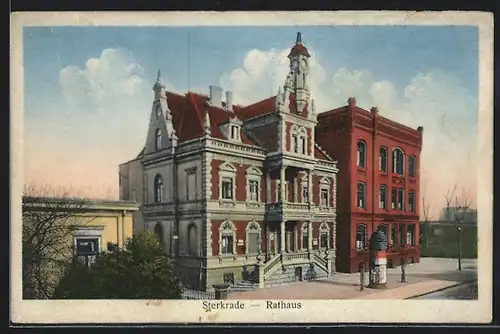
[228,257,477,300]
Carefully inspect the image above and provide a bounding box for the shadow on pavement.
[401,270,477,282]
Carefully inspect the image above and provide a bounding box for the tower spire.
[296,32,302,44]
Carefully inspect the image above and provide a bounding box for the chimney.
[209,85,223,108]
[347,97,357,108]
[225,91,233,112]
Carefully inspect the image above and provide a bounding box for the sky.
[23,26,479,218]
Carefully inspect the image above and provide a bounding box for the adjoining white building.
[119,33,338,291]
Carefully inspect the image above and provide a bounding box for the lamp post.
[457,223,462,271]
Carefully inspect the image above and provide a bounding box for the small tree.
[420,187,433,247]
[22,185,92,299]
[54,230,182,299]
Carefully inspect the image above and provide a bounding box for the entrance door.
[294,267,303,282]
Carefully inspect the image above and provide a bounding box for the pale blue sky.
[22,25,479,212]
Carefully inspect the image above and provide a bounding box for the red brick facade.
[316,101,423,273]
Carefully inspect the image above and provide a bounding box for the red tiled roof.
[288,43,311,58]
[165,91,259,146]
[235,96,276,121]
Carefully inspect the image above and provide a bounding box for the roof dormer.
[220,115,243,142]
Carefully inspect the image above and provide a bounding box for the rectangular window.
[75,237,99,266]
[391,224,397,246]
[379,186,387,209]
[320,188,329,206]
[407,224,415,246]
[302,232,308,249]
[293,136,299,153]
[221,235,234,254]
[186,172,196,201]
[300,137,306,154]
[248,180,259,201]
[320,232,328,248]
[221,177,233,200]
[356,225,366,250]
[247,233,259,254]
[391,188,397,209]
[230,125,239,140]
[409,157,416,178]
[397,188,404,210]
[301,184,309,203]
[409,190,415,212]
[399,225,406,246]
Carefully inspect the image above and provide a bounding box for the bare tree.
[420,190,433,247]
[22,184,93,299]
[443,182,472,270]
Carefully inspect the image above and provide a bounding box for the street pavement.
[228,257,477,300]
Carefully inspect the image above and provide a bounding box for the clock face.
[300,58,308,71]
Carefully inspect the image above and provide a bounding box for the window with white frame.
[392,148,405,175]
[187,223,198,256]
[357,140,366,168]
[319,223,330,249]
[219,221,236,255]
[219,162,236,201]
[391,224,397,246]
[397,188,404,210]
[155,129,162,151]
[319,177,331,207]
[379,185,387,209]
[391,188,397,209]
[290,125,307,154]
[246,166,262,202]
[74,227,103,267]
[357,182,366,208]
[245,221,261,255]
[154,174,164,203]
[406,224,416,246]
[378,224,389,241]
[356,224,367,250]
[230,125,240,140]
[379,147,388,172]
[301,223,309,250]
[301,182,309,203]
[186,169,196,201]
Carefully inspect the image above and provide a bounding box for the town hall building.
[119,33,339,291]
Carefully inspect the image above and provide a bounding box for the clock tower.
[287,32,311,114]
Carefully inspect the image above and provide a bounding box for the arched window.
[409,190,416,213]
[357,140,366,168]
[154,174,164,202]
[219,221,236,255]
[301,222,309,250]
[155,129,162,150]
[392,148,405,175]
[379,147,388,172]
[319,223,330,249]
[154,222,164,247]
[357,182,366,208]
[187,223,198,256]
[245,221,261,255]
[291,125,307,154]
[379,185,387,209]
[355,224,367,250]
[409,155,416,178]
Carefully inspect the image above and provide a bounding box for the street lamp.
[457,223,462,271]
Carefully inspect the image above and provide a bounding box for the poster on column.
[11,10,491,326]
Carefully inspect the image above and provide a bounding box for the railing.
[263,253,282,278]
[266,202,311,212]
[282,252,309,262]
[181,288,216,300]
[312,252,328,271]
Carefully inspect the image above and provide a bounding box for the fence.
[180,288,216,300]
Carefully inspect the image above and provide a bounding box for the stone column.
[307,170,313,204]
[280,220,286,254]
[266,170,271,203]
[308,221,313,251]
[280,166,286,202]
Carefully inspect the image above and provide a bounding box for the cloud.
[25,48,176,199]
[220,47,478,217]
